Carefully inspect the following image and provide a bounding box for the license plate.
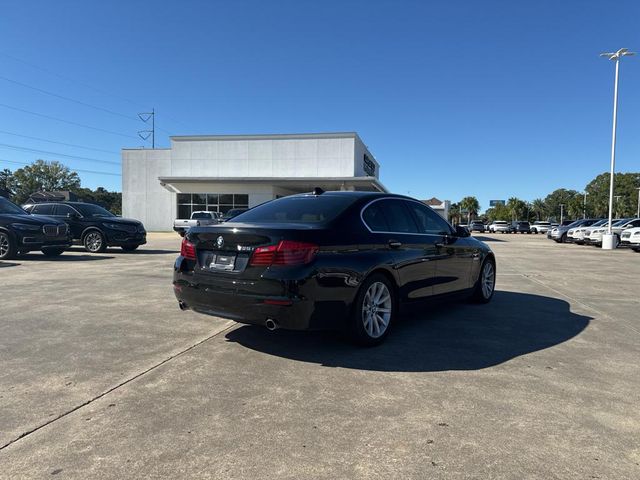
[209,253,236,271]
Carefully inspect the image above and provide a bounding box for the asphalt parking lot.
[1,232,639,479]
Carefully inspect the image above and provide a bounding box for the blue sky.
[1,0,639,211]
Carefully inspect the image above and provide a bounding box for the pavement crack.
[0,321,237,451]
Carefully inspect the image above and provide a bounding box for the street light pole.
[583,192,588,219]
[636,187,640,218]
[560,204,565,224]
[600,48,635,248]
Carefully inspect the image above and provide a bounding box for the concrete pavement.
[0,232,638,479]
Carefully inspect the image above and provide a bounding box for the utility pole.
[138,108,155,148]
[560,204,565,224]
[636,187,640,218]
[583,192,588,219]
[600,48,635,248]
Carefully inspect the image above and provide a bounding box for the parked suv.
[510,221,531,234]
[469,220,485,232]
[0,196,71,259]
[24,202,146,253]
[530,221,551,234]
[488,221,510,233]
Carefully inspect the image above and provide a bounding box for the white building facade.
[122,132,386,231]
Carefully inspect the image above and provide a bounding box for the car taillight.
[181,238,196,260]
[249,240,318,266]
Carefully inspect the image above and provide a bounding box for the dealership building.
[122,132,386,231]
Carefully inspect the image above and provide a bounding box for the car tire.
[41,247,65,257]
[350,273,396,347]
[560,233,567,243]
[121,245,139,252]
[471,257,496,304]
[83,230,107,253]
[0,230,18,260]
[632,247,640,253]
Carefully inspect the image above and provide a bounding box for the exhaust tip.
[265,318,278,331]
[178,301,189,311]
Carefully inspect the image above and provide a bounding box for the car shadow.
[224,291,590,372]
[0,261,20,268]
[66,246,178,255]
[17,253,114,261]
[121,249,179,255]
[472,235,507,242]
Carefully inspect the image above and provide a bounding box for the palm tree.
[449,202,461,225]
[459,196,480,224]
[531,198,546,221]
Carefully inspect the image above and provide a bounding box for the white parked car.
[569,219,607,244]
[611,218,640,239]
[489,221,510,233]
[620,227,640,251]
[530,221,552,234]
[583,219,625,246]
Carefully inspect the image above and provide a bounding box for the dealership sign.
[363,154,376,176]
[490,200,506,206]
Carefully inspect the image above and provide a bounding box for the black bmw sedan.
[173,191,496,345]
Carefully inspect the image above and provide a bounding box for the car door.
[405,200,475,295]
[363,199,437,301]
[52,204,83,239]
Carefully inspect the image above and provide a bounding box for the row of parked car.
[547,217,640,250]
[466,220,557,234]
[0,196,147,260]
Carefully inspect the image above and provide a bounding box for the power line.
[0,129,119,155]
[0,103,139,140]
[0,158,121,176]
[0,75,140,122]
[0,51,150,111]
[0,51,187,132]
[0,142,120,166]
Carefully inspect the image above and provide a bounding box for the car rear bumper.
[172,262,351,331]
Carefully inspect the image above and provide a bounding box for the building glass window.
[176,193,250,218]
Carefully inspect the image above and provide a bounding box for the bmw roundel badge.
[216,235,224,249]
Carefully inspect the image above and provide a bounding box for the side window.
[406,202,452,235]
[378,200,419,233]
[54,204,77,217]
[362,202,389,232]
[32,204,55,215]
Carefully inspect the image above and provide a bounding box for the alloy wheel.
[0,233,9,258]
[85,232,103,252]
[481,261,495,299]
[362,281,392,338]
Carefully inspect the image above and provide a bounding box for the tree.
[585,172,640,218]
[0,168,14,197]
[506,197,527,221]
[459,196,480,224]
[543,188,579,222]
[12,160,81,204]
[485,203,511,222]
[449,202,461,225]
[531,198,547,221]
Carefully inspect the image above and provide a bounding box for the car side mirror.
[455,225,470,237]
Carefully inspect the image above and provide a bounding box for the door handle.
[435,242,445,248]
[388,240,402,249]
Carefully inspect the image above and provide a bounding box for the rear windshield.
[229,195,355,224]
[191,212,214,219]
